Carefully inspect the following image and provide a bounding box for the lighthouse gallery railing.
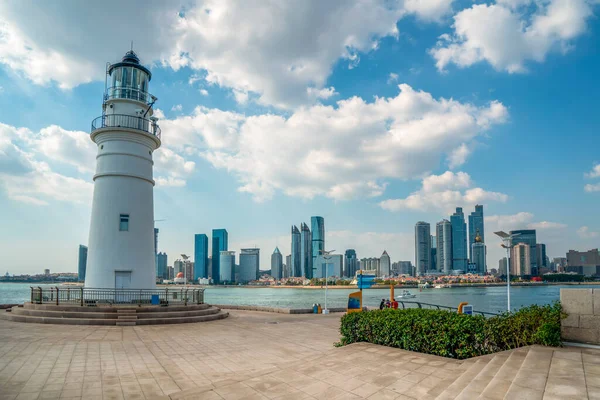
[91,114,161,139]
[30,287,203,306]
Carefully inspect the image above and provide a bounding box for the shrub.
[338,301,562,359]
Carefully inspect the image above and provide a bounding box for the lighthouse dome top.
[107,50,152,80]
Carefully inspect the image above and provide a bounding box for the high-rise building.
[291,225,301,277]
[167,266,174,280]
[157,252,168,280]
[212,229,228,284]
[553,257,567,272]
[194,234,209,280]
[379,251,391,277]
[314,254,343,278]
[344,249,357,278]
[510,230,537,275]
[499,258,508,276]
[44,269,50,276]
[566,249,600,276]
[471,230,486,275]
[311,216,325,268]
[174,259,184,276]
[285,254,292,278]
[536,243,547,269]
[512,243,531,276]
[239,248,260,283]
[451,208,468,271]
[271,247,283,280]
[436,219,452,275]
[300,222,312,278]
[207,257,212,278]
[468,205,484,260]
[430,236,437,272]
[415,222,431,276]
[78,245,88,282]
[219,251,235,283]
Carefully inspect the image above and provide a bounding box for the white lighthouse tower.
[85,51,161,289]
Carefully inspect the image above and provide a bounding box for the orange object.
[458,302,469,314]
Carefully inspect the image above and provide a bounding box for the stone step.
[435,359,490,399]
[504,346,554,399]
[117,316,138,320]
[117,309,137,313]
[116,321,136,326]
[135,310,229,325]
[477,348,528,400]
[11,305,218,319]
[22,302,211,312]
[453,353,510,399]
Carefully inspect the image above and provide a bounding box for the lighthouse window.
[119,214,129,231]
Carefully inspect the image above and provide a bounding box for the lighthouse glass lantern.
[86,51,161,290]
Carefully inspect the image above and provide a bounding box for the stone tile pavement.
[1,310,599,399]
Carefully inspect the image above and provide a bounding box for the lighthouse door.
[115,271,131,289]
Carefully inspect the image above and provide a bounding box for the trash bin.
[317,304,322,314]
[313,304,318,314]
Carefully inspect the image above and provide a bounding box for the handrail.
[91,114,161,139]
[396,300,499,317]
[104,86,154,104]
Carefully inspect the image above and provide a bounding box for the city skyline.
[1,2,600,274]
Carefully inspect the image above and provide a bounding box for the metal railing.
[30,287,204,306]
[91,114,161,139]
[396,300,499,317]
[104,86,154,104]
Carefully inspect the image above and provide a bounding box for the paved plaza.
[1,310,600,399]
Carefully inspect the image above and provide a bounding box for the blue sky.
[1,0,599,274]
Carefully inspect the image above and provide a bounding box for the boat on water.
[396,290,416,299]
[434,284,451,289]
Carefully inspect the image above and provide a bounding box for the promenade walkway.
[0,310,598,399]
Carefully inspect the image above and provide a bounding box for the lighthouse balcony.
[91,114,161,139]
[104,86,155,104]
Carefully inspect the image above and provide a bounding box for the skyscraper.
[78,245,88,282]
[157,252,168,280]
[430,236,437,272]
[285,254,292,278]
[300,222,312,278]
[512,243,531,276]
[344,249,357,278]
[471,230,486,274]
[212,229,228,284]
[271,247,283,280]
[415,222,431,276]
[291,225,301,277]
[451,207,468,271]
[436,219,452,274]
[468,205,484,260]
[239,248,260,283]
[509,230,537,274]
[219,250,235,283]
[311,216,325,268]
[379,251,391,277]
[194,234,209,280]
[536,243,547,269]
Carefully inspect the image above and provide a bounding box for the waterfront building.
[285,254,291,278]
[344,249,357,278]
[468,205,484,260]
[360,257,380,273]
[219,251,235,283]
[314,254,343,278]
[174,260,184,275]
[536,243,547,269]
[512,243,532,276]
[271,247,283,280]
[194,234,209,280]
[207,257,212,278]
[157,252,168,280]
[415,222,431,276]
[498,258,508,275]
[379,251,391,277]
[86,51,161,289]
[436,219,453,275]
[311,216,325,269]
[239,248,260,283]
[167,266,174,280]
[78,245,88,282]
[44,269,50,276]
[398,261,413,276]
[471,230,486,275]
[186,262,194,282]
[553,257,567,272]
[566,249,600,276]
[291,225,301,277]
[430,237,437,272]
[212,229,228,284]
[510,230,537,275]
[300,222,312,278]
[451,208,468,271]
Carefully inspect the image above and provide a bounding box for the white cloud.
[380,171,508,213]
[447,143,471,169]
[585,183,600,192]
[578,226,599,239]
[199,89,209,96]
[527,221,567,230]
[430,0,598,73]
[306,87,338,101]
[485,212,566,232]
[160,84,507,201]
[171,104,183,112]
[31,125,96,173]
[586,163,600,178]
[404,0,455,21]
[387,73,399,84]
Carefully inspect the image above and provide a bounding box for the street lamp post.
[320,249,335,315]
[493,232,520,312]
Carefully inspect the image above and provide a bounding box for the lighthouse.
[85,51,161,289]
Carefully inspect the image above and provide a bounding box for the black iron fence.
[396,300,499,317]
[30,287,204,306]
[91,114,161,139]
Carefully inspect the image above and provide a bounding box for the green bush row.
[337,302,562,359]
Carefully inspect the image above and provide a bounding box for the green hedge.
[337,302,562,359]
